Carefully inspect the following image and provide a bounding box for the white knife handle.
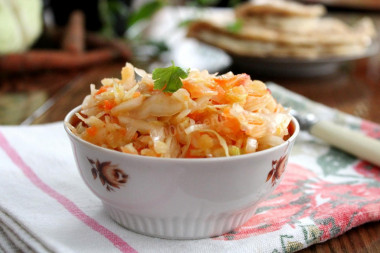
[310,120,380,167]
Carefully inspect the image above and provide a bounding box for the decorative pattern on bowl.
[87,158,128,192]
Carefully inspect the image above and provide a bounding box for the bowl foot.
[103,202,257,240]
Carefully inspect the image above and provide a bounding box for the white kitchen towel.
[0,83,379,253]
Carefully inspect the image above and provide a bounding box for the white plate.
[171,39,231,73]
[228,41,379,77]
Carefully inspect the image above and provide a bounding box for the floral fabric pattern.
[213,84,380,252]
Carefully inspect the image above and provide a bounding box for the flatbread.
[187,19,374,59]
[235,0,326,18]
[187,0,376,59]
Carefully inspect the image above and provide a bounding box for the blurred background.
[0,0,379,125]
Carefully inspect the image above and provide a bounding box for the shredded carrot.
[214,74,250,89]
[86,126,97,136]
[182,80,203,98]
[235,74,250,86]
[95,86,108,95]
[212,85,227,104]
[132,91,141,98]
[222,117,241,135]
[98,99,116,111]
[188,111,204,122]
[223,107,231,115]
[104,100,116,110]
[119,128,127,136]
[182,80,215,98]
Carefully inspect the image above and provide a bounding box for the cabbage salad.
[68,62,292,158]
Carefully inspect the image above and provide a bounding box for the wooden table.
[1,10,379,253]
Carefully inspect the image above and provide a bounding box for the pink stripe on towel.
[0,131,137,253]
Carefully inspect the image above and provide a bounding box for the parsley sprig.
[152,62,189,93]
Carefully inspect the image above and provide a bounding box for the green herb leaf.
[226,19,243,33]
[128,0,165,27]
[152,62,189,93]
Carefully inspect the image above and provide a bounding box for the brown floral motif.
[266,154,288,186]
[87,158,128,191]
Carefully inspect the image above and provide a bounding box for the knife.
[291,110,380,167]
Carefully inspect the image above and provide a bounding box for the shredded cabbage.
[70,62,292,158]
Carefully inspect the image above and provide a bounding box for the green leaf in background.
[317,148,356,176]
[152,62,189,93]
[178,18,196,28]
[226,19,242,33]
[195,0,220,6]
[99,0,130,38]
[128,0,165,28]
[228,0,242,6]
[187,0,243,7]
[146,40,169,53]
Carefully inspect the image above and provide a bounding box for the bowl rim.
[64,105,299,163]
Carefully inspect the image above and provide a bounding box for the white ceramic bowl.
[64,105,299,239]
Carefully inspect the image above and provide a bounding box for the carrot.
[234,74,250,86]
[213,77,229,87]
[214,74,250,89]
[96,86,108,95]
[219,108,241,136]
[182,80,216,98]
[211,85,227,104]
[182,80,203,98]
[132,91,141,98]
[223,107,231,115]
[187,111,204,123]
[222,117,241,135]
[98,99,116,110]
[86,126,97,136]
[62,10,85,54]
[119,128,127,136]
[104,100,116,110]
[0,49,121,73]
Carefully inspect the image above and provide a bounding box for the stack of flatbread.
[187,0,376,59]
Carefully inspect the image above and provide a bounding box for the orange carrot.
[0,49,121,73]
[96,86,108,95]
[86,126,97,136]
[211,83,228,104]
[132,91,141,98]
[119,128,127,136]
[104,100,116,110]
[98,99,116,110]
[62,10,85,54]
